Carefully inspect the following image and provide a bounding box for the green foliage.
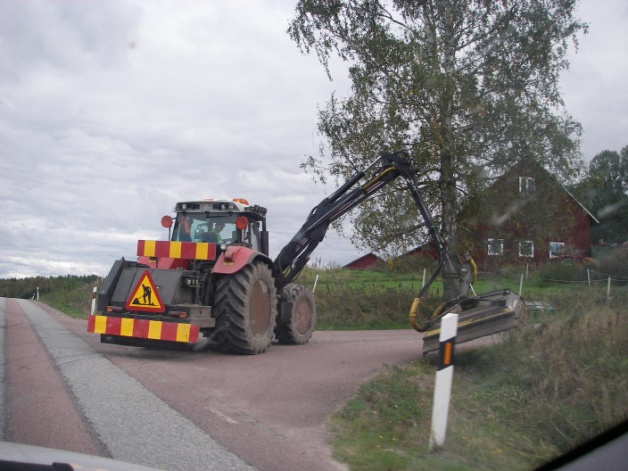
[574,146,628,244]
[538,260,587,282]
[296,266,443,330]
[596,248,628,283]
[0,275,100,318]
[330,363,434,470]
[529,248,628,302]
[316,285,439,330]
[306,263,624,331]
[475,304,628,455]
[375,253,439,276]
[329,297,628,470]
[289,0,586,262]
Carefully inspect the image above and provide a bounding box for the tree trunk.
[440,150,461,301]
[440,10,462,302]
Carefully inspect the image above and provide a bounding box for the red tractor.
[88,152,525,354]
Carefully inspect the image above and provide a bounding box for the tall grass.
[308,259,628,331]
[40,280,98,318]
[315,285,444,330]
[595,247,628,283]
[457,301,628,459]
[328,285,628,470]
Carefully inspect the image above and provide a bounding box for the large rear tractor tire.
[212,262,278,354]
[275,283,316,345]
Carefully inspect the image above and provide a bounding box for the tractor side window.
[249,224,260,252]
[173,214,192,242]
[246,221,261,251]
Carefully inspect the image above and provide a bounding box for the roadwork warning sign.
[125,270,165,313]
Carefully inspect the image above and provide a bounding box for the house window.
[519,176,535,195]
[488,238,504,256]
[549,242,565,259]
[519,240,534,257]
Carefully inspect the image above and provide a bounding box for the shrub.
[538,260,586,282]
[315,285,442,330]
[596,247,628,284]
[372,252,438,275]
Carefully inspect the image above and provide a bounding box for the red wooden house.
[460,159,598,269]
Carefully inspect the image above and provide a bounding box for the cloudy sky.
[0,0,627,279]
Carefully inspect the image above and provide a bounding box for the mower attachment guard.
[422,289,527,355]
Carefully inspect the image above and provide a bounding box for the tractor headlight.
[220,243,227,251]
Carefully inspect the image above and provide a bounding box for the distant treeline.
[0,275,100,300]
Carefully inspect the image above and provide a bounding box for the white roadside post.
[429,312,458,452]
[91,286,98,315]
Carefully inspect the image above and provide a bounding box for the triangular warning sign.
[125,270,165,313]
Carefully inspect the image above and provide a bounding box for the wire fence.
[312,269,628,291]
[310,264,628,315]
[533,269,628,285]
[479,265,627,308]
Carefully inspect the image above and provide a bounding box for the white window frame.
[487,238,504,256]
[549,242,565,259]
[519,240,534,257]
[519,176,535,195]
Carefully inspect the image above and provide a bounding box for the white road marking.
[207,406,238,425]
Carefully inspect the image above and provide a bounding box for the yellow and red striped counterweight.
[137,240,217,261]
[87,315,199,343]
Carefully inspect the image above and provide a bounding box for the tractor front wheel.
[275,283,316,345]
[212,262,277,354]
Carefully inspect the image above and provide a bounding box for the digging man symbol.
[141,283,152,305]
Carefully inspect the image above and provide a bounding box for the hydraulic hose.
[409,298,451,333]
[470,257,478,284]
[409,297,428,332]
[430,302,448,321]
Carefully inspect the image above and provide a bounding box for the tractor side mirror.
[236,216,248,230]
[161,215,173,228]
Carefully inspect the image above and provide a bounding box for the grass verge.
[328,297,628,470]
[40,282,95,318]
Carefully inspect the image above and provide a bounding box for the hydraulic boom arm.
[273,151,460,309]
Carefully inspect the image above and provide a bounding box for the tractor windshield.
[172,212,237,244]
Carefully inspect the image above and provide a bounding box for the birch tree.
[290,0,587,299]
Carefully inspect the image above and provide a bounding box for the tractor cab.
[135,199,270,271]
[172,212,236,244]
[166,199,269,255]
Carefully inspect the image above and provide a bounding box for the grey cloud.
[0,0,140,83]
[1,0,625,278]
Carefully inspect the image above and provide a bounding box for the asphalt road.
[1,298,425,471]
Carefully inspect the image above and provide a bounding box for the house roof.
[343,253,381,268]
[503,159,599,224]
[562,186,600,224]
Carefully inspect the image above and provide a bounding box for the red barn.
[343,253,381,270]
